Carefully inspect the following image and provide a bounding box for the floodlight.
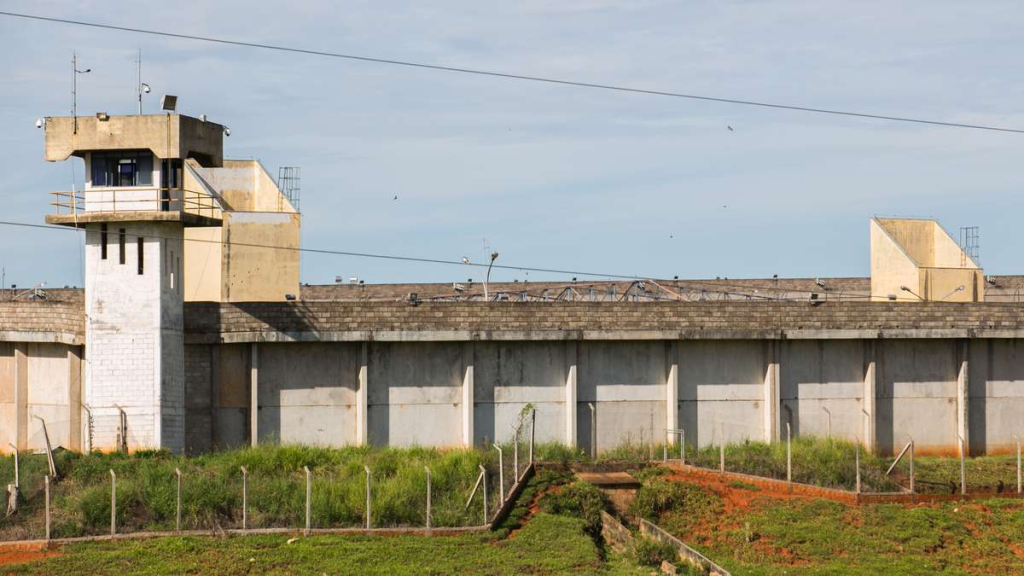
[160,95,177,112]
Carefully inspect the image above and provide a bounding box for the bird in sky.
[727,126,734,131]
[393,195,398,200]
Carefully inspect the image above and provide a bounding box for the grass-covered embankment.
[628,436,1020,494]
[0,443,576,541]
[2,436,1017,541]
[5,461,657,575]
[631,469,1024,575]
[5,514,617,575]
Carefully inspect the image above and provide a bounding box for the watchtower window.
[90,151,153,187]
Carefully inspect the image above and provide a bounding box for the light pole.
[939,285,965,301]
[484,252,499,300]
[72,52,91,134]
[900,285,924,301]
[136,49,150,114]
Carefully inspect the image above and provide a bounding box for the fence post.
[32,416,58,479]
[110,469,116,536]
[680,429,685,464]
[719,442,725,473]
[9,444,19,489]
[240,466,248,531]
[493,444,505,502]
[529,409,536,465]
[588,403,597,459]
[175,468,182,533]
[304,466,311,535]
[959,436,966,496]
[479,464,488,524]
[513,428,519,481]
[855,442,861,494]
[822,406,832,438]
[44,475,50,542]
[424,466,432,534]
[909,440,915,495]
[364,466,372,529]
[786,422,792,483]
[1015,436,1022,495]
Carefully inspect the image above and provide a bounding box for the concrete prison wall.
[180,336,1023,457]
[3,299,1024,455]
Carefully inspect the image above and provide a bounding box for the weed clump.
[632,478,722,535]
[538,480,607,538]
[631,537,678,568]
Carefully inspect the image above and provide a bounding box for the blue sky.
[1,1,1022,288]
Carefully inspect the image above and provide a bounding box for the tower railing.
[51,187,222,220]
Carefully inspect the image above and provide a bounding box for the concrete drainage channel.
[577,465,732,576]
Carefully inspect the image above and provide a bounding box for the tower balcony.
[47,186,223,227]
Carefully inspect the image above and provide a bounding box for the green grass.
[4,513,636,575]
[683,436,1022,494]
[5,460,655,575]
[1,437,1014,542]
[0,445,508,539]
[631,471,1024,575]
[538,480,607,538]
[688,436,901,492]
[913,455,1022,493]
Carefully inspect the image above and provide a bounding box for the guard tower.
[43,112,227,452]
[870,218,984,302]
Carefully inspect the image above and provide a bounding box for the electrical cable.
[0,219,647,280]
[0,219,882,295]
[2,10,1023,134]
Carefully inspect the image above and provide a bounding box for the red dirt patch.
[0,548,59,566]
[661,465,841,514]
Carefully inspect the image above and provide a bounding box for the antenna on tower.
[71,51,91,134]
[136,49,150,115]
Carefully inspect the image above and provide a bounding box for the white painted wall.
[84,221,184,452]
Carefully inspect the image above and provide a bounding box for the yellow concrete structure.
[870,218,983,302]
[183,159,299,302]
[42,112,300,303]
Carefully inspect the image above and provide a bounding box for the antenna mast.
[137,49,142,115]
[72,52,77,133]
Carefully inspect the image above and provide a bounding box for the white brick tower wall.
[83,222,185,452]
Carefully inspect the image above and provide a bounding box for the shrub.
[538,481,607,537]
[632,465,671,483]
[631,478,721,525]
[632,537,678,567]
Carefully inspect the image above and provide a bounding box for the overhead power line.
[0,219,647,281]
[3,10,1023,134]
[0,219,863,296]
